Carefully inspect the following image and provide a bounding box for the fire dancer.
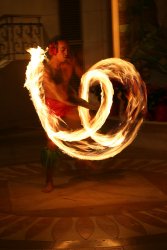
[41,36,96,192]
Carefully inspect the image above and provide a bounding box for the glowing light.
[24,47,147,160]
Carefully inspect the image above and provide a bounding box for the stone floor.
[0,121,167,250]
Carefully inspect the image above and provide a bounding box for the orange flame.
[25,47,147,160]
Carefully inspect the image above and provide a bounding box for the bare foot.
[42,182,55,193]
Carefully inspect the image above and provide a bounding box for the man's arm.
[68,86,98,110]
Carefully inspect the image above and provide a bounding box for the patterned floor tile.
[0,158,167,250]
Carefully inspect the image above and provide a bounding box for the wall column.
[111,0,120,57]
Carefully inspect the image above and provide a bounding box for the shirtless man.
[42,37,95,192]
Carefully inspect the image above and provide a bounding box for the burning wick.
[25,47,147,160]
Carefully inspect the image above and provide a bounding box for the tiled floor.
[0,122,167,250]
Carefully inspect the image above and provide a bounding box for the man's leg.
[41,140,58,193]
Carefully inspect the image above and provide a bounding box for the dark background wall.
[0,60,40,130]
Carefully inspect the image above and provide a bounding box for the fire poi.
[24,47,147,160]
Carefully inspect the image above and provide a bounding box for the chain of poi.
[25,47,147,160]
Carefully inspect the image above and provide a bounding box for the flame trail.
[25,47,147,160]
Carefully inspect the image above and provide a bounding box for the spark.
[25,47,147,160]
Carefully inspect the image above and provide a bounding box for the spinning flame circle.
[25,47,147,160]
